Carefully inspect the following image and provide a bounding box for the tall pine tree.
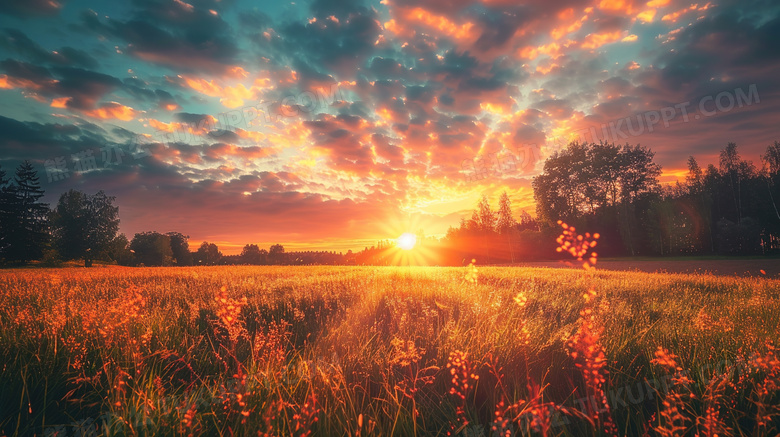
[496,191,518,262]
[0,164,12,260]
[7,161,49,263]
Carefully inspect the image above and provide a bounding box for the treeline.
[0,162,352,267]
[532,141,780,256]
[123,236,347,266]
[441,141,780,263]
[442,192,545,264]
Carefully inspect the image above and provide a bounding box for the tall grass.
[0,230,779,435]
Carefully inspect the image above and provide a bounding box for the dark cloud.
[0,60,126,112]
[0,29,98,68]
[0,58,52,82]
[174,112,212,125]
[79,2,240,74]
[52,67,124,110]
[472,6,531,52]
[309,0,366,19]
[208,130,240,144]
[238,10,271,29]
[650,3,780,96]
[0,115,113,167]
[275,8,381,79]
[368,57,406,81]
[0,0,63,17]
[122,77,180,109]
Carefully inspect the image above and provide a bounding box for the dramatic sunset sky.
[1,0,778,253]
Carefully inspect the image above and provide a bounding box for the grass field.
[1,256,779,435]
[514,259,780,278]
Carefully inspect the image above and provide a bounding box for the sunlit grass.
[0,256,778,435]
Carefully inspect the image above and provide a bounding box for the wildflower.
[214,286,248,342]
[555,221,599,269]
[389,337,425,367]
[292,393,320,437]
[446,350,478,435]
[558,222,616,436]
[651,347,695,437]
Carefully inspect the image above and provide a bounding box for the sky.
[1,0,779,253]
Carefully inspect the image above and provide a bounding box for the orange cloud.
[407,7,475,40]
[598,0,637,14]
[235,127,266,143]
[84,102,136,121]
[581,31,624,49]
[518,41,569,60]
[148,118,181,132]
[662,2,713,22]
[636,9,656,22]
[647,0,671,7]
[206,143,273,161]
[536,61,560,75]
[50,97,70,108]
[0,74,47,91]
[551,8,588,40]
[385,7,476,43]
[182,76,273,108]
[147,115,219,137]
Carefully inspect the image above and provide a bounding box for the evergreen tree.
[477,194,495,233]
[476,194,495,262]
[7,161,49,263]
[0,164,12,260]
[495,192,517,233]
[496,191,518,262]
[686,156,704,194]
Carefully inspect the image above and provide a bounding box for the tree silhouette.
[761,142,780,223]
[196,241,222,265]
[106,234,134,265]
[240,244,266,264]
[130,232,174,266]
[496,191,518,262]
[0,164,12,259]
[5,161,49,263]
[167,232,193,266]
[269,244,285,265]
[51,190,120,267]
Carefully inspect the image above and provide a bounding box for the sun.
[397,232,417,250]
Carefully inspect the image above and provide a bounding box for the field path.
[512,259,780,278]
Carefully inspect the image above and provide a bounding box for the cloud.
[0,29,98,68]
[83,102,137,121]
[0,0,63,17]
[79,1,240,75]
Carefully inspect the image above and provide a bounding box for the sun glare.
[397,232,417,250]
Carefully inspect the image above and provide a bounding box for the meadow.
[1,229,779,436]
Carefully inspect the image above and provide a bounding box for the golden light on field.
[396,233,417,250]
